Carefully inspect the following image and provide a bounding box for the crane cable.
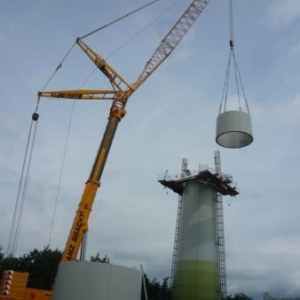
[41,43,76,92]
[219,0,250,114]
[6,112,40,256]
[80,0,162,39]
[47,101,76,246]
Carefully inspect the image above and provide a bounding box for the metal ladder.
[215,151,227,299]
[170,158,188,286]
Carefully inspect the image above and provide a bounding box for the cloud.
[267,0,300,29]
[226,234,300,299]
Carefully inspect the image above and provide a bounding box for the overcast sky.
[1,0,300,299]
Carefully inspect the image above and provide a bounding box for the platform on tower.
[158,168,238,196]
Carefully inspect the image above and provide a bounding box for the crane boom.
[133,0,212,90]
[38,89,117,100]
[38,0,212,262]
[76,38,132,92]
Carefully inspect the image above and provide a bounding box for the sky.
[1,0,300,299]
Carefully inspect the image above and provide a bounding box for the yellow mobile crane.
[40,0,212,264]
[0,0,212,299]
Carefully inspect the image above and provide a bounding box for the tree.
[21,247,62,289]
[226,293,254,300]
[141,274,172,300]
[0,247,62,290]
[160,277,172,300]
[90,253,110,263]
[0,247,4,262]
[0,246,20,278]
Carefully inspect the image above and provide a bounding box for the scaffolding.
[214,150,227,299]
[170,158,187,287]
[158,164,238,197]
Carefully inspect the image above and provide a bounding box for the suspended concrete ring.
[216,110,253,148]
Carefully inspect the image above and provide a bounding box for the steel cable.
[7,116,39,256]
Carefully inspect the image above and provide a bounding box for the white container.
[216,110,253,148]
[52,262,142,300]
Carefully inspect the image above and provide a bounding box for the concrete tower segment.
[159,163,238,300]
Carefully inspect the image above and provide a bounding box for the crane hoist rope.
[37,0,212,262]
[219,0,250,115]
[6,113,39,256]
[41,42,76,92]
[47,101,76,247]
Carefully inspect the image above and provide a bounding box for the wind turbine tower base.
[158,160,238,300]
